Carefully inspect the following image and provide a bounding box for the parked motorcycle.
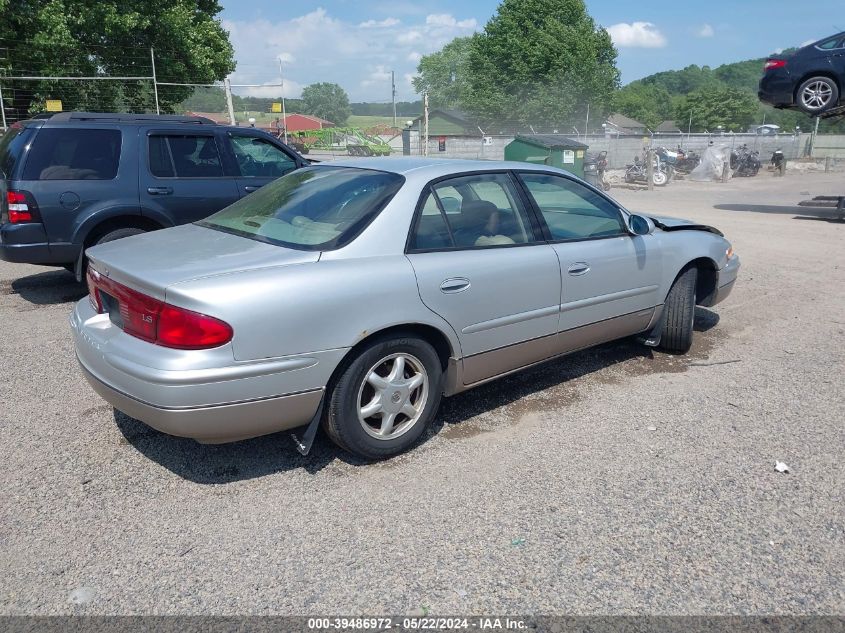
[674,147,701,174]
[625,151,669,186]
[731,144,761,177]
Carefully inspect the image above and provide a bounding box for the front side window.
[22,128,121,180]
[519,173,625,240]
[198,166,404,250]
[229,135,297,177]
[148,134,223,178]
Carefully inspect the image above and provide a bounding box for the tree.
[0,0,234,120]
[301,83,351,125]
[674,87,759,132]
[460,0,619,128]
[611,83,674,130]
[412,37,472,109]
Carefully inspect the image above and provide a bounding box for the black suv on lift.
[0,112,308,279]
[759,32,845,115]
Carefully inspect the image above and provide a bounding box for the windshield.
[198,166,404,250]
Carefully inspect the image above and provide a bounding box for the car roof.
[324,156,567,179]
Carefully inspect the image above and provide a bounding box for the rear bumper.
[0,223,80,264]
[758,73,794,107]
[71,297,343,443]
[79,362,323,443]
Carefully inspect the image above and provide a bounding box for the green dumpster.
[504,135,589,178]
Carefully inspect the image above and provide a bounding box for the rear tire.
[796,76,839,114]
[658,267,697,354]
[324,335,443,460]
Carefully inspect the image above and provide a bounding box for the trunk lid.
[86,223,320,299]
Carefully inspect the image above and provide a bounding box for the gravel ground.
[0,171,843,616]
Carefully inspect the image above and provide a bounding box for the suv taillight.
[764,59,787,71]
[6,190,40,223]
[87,267,233,350]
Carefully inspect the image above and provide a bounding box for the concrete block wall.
[404,131,845,166]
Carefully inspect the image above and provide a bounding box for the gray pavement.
[0,171,843,615]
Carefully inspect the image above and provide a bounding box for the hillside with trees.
[615,56,845,133]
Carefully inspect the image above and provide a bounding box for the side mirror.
[627,214,653,236]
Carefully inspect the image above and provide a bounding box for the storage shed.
[504,135,589,177]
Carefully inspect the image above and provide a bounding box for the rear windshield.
[22,128,121,180]
[198,166,404,250]
[0,125,35,179]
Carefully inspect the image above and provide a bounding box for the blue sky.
[219,0,844,101]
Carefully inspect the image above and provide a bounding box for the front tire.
[652,170,668,187]
[658,267,697,354]
[796,76,839,114]
[324,335,443,460]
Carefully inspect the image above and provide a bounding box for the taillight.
[764,59,787,71]
[6,190,39,223]
[86,267,233,350]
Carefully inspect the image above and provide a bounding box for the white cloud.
[426,14,477,28]
[240,79,304,99]
[223,8,480,101]
[606,22,667,48]
[396,30,422,44]
[359,17,400,28]
[361,65,392,88]
[697,23,714,38]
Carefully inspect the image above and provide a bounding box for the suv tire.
[95,227,147,246]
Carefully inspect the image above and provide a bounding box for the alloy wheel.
[356,353,429,440]
[801,81,833,110]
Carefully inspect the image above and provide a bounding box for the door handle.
[440,277,471,293]
[567,262,590,276]
[147,186,173,195]
[243,185,262,193]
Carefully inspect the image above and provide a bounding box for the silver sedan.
[71,158,740,459]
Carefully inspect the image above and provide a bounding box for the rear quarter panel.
[164,255,461,362]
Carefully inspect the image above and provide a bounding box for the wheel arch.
[326,323,456,394]
[669,257,720,305]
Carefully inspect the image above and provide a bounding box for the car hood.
[86,223,320,299]
[649,214,724,237]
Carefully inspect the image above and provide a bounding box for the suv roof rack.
[44,112,217,124]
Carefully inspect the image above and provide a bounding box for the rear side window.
[0,125,35,179]
[22,128,121,180]
[816,37,843,50]
[148,134,224,178]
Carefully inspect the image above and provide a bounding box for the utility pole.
[584,103,589,142]
[810,115,820,157]
[0,80,7,130]
[150,47,160,114]
[423,92,429,157]
[646,146,654,191]
[224,77,236,125]
[278,57,288,143]
[391,70,396,129]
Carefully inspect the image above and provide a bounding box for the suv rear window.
[0,125,36,179]
[22,128,121,180]
[198,166,404,250]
